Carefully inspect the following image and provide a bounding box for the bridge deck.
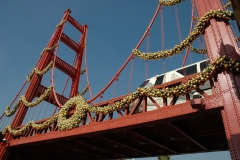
[6,101,228,160]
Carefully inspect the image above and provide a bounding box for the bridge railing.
[11,72,217,140]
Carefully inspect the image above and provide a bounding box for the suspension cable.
[113,78,118,98]
[0,79,29,119]
[160,8,166,73]
[61,55,77,96]
[174,5,183,58]
[88,5,162,103]
[145,30,150,80]
[128,56,134,93]
[51,18,69,108]
[84,29,94,100]
[182,0,195,67]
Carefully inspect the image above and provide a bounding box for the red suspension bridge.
[0,0,240,159]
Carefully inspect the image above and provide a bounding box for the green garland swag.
[132,10,234,60]
[3,55,240,136]
[159,0,184,6]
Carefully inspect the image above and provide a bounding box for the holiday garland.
[26,61,54,81]
[189,46,207,54]
[132,10,234,60]
[40,44,58,56]
[193,17,199,21]
[159,0,184,6]
[56,20,67,28]
[3,55,240,136]
[223,1,231,10]
[236,36,240,42]
[78,86,89,96]
[4,86,52,117]
[80,67,86,75]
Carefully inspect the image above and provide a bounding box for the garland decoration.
[223,1,231,10]
[236,36,240,42]
[4,86,52,117]
[3,55,240,136]
[132,10,234,60]
[80,67,86,75]
[40,44,58,56]
[193,17,199,21]
[159,0,184,6]
[78,86,89,96]
[56,20,67,28]
[26,61,54,81]
[189,46,207,54]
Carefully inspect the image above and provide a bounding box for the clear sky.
[0,0,233,159]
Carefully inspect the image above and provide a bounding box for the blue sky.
[0,0,232,159]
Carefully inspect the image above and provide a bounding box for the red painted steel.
[8,94,223,146]
[60,33,80,53]
[182,0,195,67]
[70,25,88,97]
[67,15,84,32]
[1,1,240,159]
[36,85,69,105]
[195,0,240,159]
[54,56,77,78]
[0,9,71,160]
[0,9,88,159]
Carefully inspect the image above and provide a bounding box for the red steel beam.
[169,96,179,106]
[60,33,80,53]
[67,15,84,33]
[142,96,147,112]
[69,25,88,98]
[196,88,209,98]
[195,0,240,159]
[148,96,161,109]
[129,96,143,115]
[167,122,208,151]
[0,9,72,160]
[9,94,223,146]
[36,85,68,105]
[54,56,76,78]
[92,73,199,107]
[128,130,178,154]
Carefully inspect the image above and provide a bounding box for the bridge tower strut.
[0,9,88,159]
[195,0,240,159]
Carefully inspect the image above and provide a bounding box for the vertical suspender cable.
[174,5,188,76]
[174,6,184,60]
[88,5,161,103]
[113,78,118,98]
[160,8,166,73]
[61,55,77,96]
[145,30,150,80]
[182,0,195,67]
[51,16,70,108]
[84,29,94,100]
[128,56,134,93]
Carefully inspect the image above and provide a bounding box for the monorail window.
[200,61,209,71]
[139,80,150,87]
[176,65,197,76]
[154,75,164,86]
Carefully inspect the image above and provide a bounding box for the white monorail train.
[129,59,212,112]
